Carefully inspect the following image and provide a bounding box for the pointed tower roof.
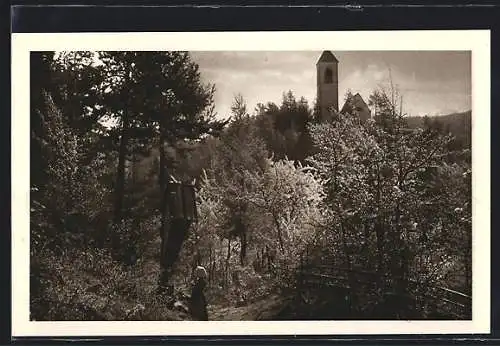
[317,51,339,64]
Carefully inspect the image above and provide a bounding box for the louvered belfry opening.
[324,68,333,84]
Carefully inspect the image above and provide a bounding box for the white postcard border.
[11,30,491,336]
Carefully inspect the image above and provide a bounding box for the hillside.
[405,110,471,148]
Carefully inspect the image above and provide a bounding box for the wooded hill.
[405,111,471,149]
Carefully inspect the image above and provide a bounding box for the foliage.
[29,50,472,320]
[174,92,326,303]
[407,111,471,152]
[52,51,110,134]
[31,90,110,253]
[30,50,231,320]
[307,87,472,316]
[255,91,315,162]
[30,243,187,321]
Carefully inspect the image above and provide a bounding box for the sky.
[190,51,471,119]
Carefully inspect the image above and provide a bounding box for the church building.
[316,51,371,123]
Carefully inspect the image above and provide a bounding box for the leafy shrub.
[31,241,185,321]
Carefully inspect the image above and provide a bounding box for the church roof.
[341,93,370,113]
[317,51,339,64]
[352,93,368,106]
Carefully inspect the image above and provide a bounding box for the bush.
[30,241,186,321]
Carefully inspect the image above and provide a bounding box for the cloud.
[192,51,317,76]
[191,51,471,119]
[338,63,390,104]
[193,52,318,117]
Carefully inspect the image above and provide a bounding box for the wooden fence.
[296,262,471,319]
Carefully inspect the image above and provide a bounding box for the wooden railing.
[296,262,471,319]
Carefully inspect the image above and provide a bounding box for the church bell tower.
[316,51,339,121]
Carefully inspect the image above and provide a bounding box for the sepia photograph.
[12,31,490,336]
[28,48,473,321]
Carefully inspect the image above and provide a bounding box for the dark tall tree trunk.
[113,108,130,225]
[273,214,285,252]
[362,221,371,268]
[131,153,138,185]
[239,232,247,266]
[113,62,132,227]
[225,238,231,288]
[340,220,352,270]
[159,133,168,238]
[158,130,170,287]
[208,246,213,284]
[375,221,385,272]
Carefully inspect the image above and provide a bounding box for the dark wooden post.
[296,252,305,303]
[158,181,198,293]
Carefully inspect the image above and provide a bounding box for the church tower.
[316,51,339,121]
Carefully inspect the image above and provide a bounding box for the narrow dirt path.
[208,294,289,320]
